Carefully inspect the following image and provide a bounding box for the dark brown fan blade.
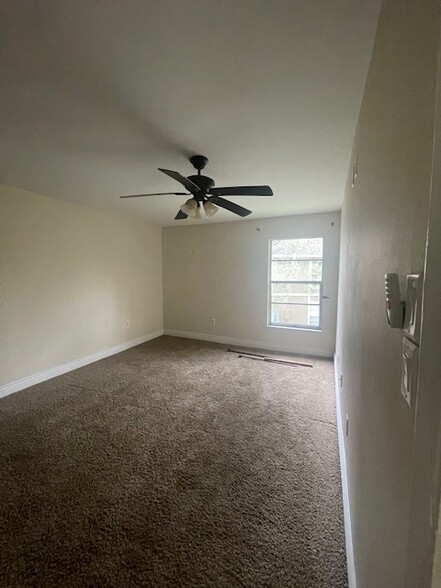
[209,196,252,217]
[120,192,188,198]
[158,168,201,193]
[175,209,188,220]
[209,185,273,197]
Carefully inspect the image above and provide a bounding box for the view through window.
[269,238,323,329]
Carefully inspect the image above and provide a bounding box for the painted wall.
[162,212,340,357]
[0,184,163,387]
[335,1,440,587]
[406,29,441,587]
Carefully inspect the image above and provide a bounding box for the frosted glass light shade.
[203,201,218,217]
[180,198,197,218]
[194,204,205,220]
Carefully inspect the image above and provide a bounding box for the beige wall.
[163,212,340,357]
[0,184,163,387]
[336,1,440,587]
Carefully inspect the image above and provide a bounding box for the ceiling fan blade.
[175,209,188,220]
[158,168,201,193]
[120,192,188,199]
[209,196,252,217]
[210,185,273,197]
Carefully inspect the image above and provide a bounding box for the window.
[268,238,324,330]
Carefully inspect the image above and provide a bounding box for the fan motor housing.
[187,174,215,196]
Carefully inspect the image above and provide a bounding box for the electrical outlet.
[345,413,349,436]
[125,320,130,328]
[211,318,216,326]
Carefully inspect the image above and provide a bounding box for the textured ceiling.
[0,0,381,226]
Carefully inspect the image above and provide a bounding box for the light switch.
[401,337,419,408]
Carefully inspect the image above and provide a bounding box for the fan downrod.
[190,155,208,174]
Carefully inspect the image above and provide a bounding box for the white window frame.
[267,238,324,331]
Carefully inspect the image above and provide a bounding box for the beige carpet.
[0,336,347,587]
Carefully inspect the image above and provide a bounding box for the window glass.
[269,238,323,329]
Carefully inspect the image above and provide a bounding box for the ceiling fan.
[120,155,273,220]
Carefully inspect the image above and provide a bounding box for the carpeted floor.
[0,336,347,587]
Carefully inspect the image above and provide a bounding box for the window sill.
[267,323,322,333]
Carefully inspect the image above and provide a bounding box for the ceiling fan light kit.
[120,155,273,221]
[180,199,218,220]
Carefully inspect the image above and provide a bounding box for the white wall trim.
[334,358,357,588]
[164,329,333,358]
[0,330,164,399]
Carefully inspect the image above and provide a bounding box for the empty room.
[1,1,441,587]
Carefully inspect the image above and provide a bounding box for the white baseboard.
[163,329,333,358]
[334,359,357,588]
[0,330,164,399]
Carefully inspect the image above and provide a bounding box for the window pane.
[271,260,322,281]
[271,282,320,304]
[271,238,323,260]
[270,303,320,328]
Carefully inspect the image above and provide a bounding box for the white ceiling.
[0,0,381,226]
